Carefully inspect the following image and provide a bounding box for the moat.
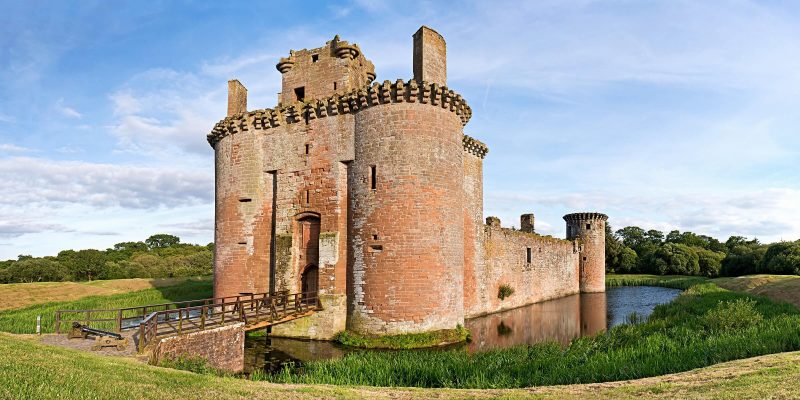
[243,286,682,374]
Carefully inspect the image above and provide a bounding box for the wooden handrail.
[58,290,320,351]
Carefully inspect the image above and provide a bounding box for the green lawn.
[2,332,800,399]
[0,278,212,334]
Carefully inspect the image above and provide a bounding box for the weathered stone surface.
[209,26,606,339]
[151,323,245,373]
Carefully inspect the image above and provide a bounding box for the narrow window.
[311,54,319,62]
[305,190,310,204]
[294,87,305,102]
[586,223,591,230]
[370,165,377,190]
[583,256,587,261]
[333,82,337,90]
[239,198,252,203]
[526,247,532,263]
[372,234,378,240]
[304,144,310,154]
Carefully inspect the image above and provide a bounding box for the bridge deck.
[55,291,321,351]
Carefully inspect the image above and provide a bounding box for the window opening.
[526,247,532,263]
[294,87,305,102]
[370,165,377,190]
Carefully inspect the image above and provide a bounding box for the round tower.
[348,95,465,335]
[564,212,608,293]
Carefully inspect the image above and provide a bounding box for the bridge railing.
[137,291,320,351]
[53,290,313,335]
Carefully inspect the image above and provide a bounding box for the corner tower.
[564,212,608,293]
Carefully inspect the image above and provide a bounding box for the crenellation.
[210,26,605,340]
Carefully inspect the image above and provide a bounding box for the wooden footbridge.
[54,291,321,351]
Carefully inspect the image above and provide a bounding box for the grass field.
[0,277,212,334]
[0,276,205,311]
[1,332,799,399]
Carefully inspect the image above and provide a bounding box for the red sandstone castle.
[207,26,607,339]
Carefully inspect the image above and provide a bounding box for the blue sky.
[1,0,799,259]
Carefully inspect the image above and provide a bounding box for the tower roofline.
[563,212,608,222]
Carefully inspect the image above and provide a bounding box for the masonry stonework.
[208,26,607,339]
[151,323,245,373]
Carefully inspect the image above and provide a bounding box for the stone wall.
[465,219,581,318]
[565,212,608,293]
[151,323,245,373]
[348,101,465,334]
[270,293,346,340]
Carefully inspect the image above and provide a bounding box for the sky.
[0,0,799,259]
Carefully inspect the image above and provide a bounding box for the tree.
[760,241,800,275]
[5,259,69,283]
[696,248,725,277]
[145,234,180,250]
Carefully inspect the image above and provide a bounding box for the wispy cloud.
[0,144,34,153]
[55,98,82,118]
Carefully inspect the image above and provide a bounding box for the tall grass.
[606,274,709,290]
[0,278,212,334]
[257,283,800,388]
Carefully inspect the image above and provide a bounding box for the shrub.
[703,298,763,332]
[498,284,514,300]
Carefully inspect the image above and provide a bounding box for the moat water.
[243,286,681,374]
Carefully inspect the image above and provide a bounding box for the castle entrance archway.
[296,215,320,295]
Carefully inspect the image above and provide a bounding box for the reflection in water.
[244,286,681,374]
[465,286,680,352]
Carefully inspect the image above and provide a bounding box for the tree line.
[0,234,213,283]
[606,225,800,277]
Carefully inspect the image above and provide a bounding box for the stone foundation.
[270,294,346,340]
[150,322,245,373]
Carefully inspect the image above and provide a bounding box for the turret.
[564,212,608,293]
[413,26,447,86]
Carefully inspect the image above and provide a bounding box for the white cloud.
[0,144,33,153]
[0,114,13,123]
[0,156,212,209]
[0,220,74,238]
[55,98,82,118]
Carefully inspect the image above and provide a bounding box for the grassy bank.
[0,276,205,311]
[606,273,709,289]
[257,282,800,388]
[2,332,800,399]
[335,326,470,349]
[0,277,212,334]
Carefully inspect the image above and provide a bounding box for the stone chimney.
[227,79,247,117]
[413,26,446,86]
[520,213,535,233]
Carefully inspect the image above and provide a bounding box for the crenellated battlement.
[208,79,473,147]
[463,135,488,159]
[563,212,609,222]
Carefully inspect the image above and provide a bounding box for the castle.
[207,26,607,339]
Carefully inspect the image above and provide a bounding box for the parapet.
[208,79,473,147]
[462,135,488,159]
[485,216,501,228]
[563,212,608,222]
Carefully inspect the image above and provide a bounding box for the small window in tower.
[305,144,310,155]
[583,256,587,261]
[312,54,319,62]
[586,223,591,230]
[526,247,532,263]
[372,234,378,240]
[333,82,337,90]
[294,87,305,102]
[239,198,252,203]
[305,190,310,204]
[370,165,377,190]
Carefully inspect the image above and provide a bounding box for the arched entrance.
[301,264,319,294]
[296,214,320,296]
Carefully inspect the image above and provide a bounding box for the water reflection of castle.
[466,292,608,352]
